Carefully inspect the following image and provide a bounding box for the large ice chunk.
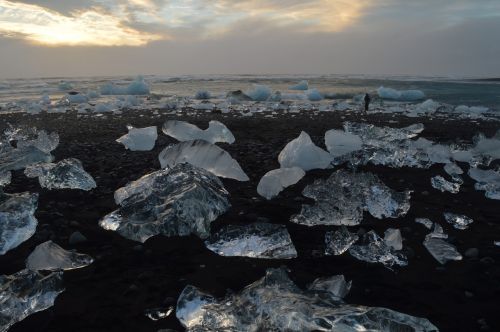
[325,226,359,255]
[443,213,473,230]
[244,84,272,101]
[289,80,309,90]
[176,268,437,332]
[377,86,425,101]
[468,167,500,200]
[324,129,363,157]
[100,163,230,243]
[306,275,351,299]
[349,231,408,268]
[0,192,38,255]
[26,241,93,271]
[116,126,158,151]
[100,76,150,95]
[431,175,460,194]
[257,167,305,200]
[204,223,297,259]
[158,140,249,181]
[278,131,333,171]
[292,170,411,226]
[162,120,235,144]
[24,158,96,191]
[423,224,462,264]
[0,269,64,332]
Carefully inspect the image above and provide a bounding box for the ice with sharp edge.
[162,120,235,144]
[176,268,437,332]
[324,129,363,157]
[431,175,461,194]
[325,226,359,255]
[468,167,500,200]
[100,163,230,243]
[204,223,297,259]
[26,240,93,271]
[257,167,305,200]
[443,212,473,230]
[384,228,403,250]
[423,224,462,264]
[116,126,158,151]
[307,275,351,299]
[278,131,333,171]
[349,231,408,268]
[158,140,249,181]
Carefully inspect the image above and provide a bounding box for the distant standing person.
[364,93,371,113]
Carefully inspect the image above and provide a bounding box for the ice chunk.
[443,212,473,230]
[116,126,157,151]
[325,226,359,255]
[444,163,463,176]
[63,93,88,104]
[468,167,500,200]
[162,120,235,144]
[0,269,64,332]
[26,241,93,271]
[307,275,351,299]
[344,122,424,141]
[384,228,403,250]
[415,218,433,229]
[204,223,297,259]
[278,131,333,171]
[289,80,308,90]
[305,88,323,101]
[194,90,211,100]
[423,226,462,264]
[245,84,271,101]
[431,175,460,193]
[472,132,500,160]
[324,129,363,157]
[176,268,437,332]
[158,140,249,181]
[58,81,73,91]
[377,86,425,101]
[349,231,408,268]
[257,167,305,200]
[100,76,150,95]
[292,170,411,226]
[144,306,174,321]
[24,158,96,191]
[100,163,230,243]
[0,171,11,187]
[0,192,38,255]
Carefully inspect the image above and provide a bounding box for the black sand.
[1,109,499,332]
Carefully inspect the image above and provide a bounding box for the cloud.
[0,0,163,46]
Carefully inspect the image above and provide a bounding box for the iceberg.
[0,269,64,332]
[244,84,272,101]
[468,167,500,200]
[204,223,297,259]
[158,140,249,181]
[430,175,460,194]
[443,213,473,230]
[26,241,93,271]
[100,76,150,95]
[176,268,437,332]
[256,167,305,200]
[0,192,38,255]
[289,80,309,90]
[423,225,462,264]
[292,170,411,226]
[100,163,230,243]
[278,131,333,171]
[324,129,363,157]
[116,126,158,151]
[24,158,96,191]
[377,86,425,101]
[325,227,359,255]
[384,228,403,250]
[349,231,408,268]
[162,120,235,144]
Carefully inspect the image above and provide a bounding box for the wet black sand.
[1,109,499,332]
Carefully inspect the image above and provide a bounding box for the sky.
[0,0,499,78]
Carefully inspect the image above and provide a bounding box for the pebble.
[69,231,87,244]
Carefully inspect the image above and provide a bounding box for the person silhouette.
[364,93,371,113]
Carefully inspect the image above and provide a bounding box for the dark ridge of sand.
[0,109,499,332]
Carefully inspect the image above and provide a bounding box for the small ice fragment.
[423,227,462,265]
[349,231,408,268]
[144,306,174,321]
[194,90,211,100]
[468,167,500,200]
[431,175,460,193]
[278,131,333,171]
[307,275,351,299]
[415,218,433,229]
[159,140,248,181]
[0,269,64,332]
[0,192,38,255]
[444,163,463,176]
[324,129,363,157]
[443,212,473,230]
[116,126,157,151]
[257,167,305,200]
[384,228,403,250]
[494,241,500,247]
[26,240,93,271]
[0,171,11,187]
[204,223,297,259]
[100,163,230,242]
[162,120,235,144]
[24,158,96,191]
[324,226,359,255]
[289,80,308,90]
